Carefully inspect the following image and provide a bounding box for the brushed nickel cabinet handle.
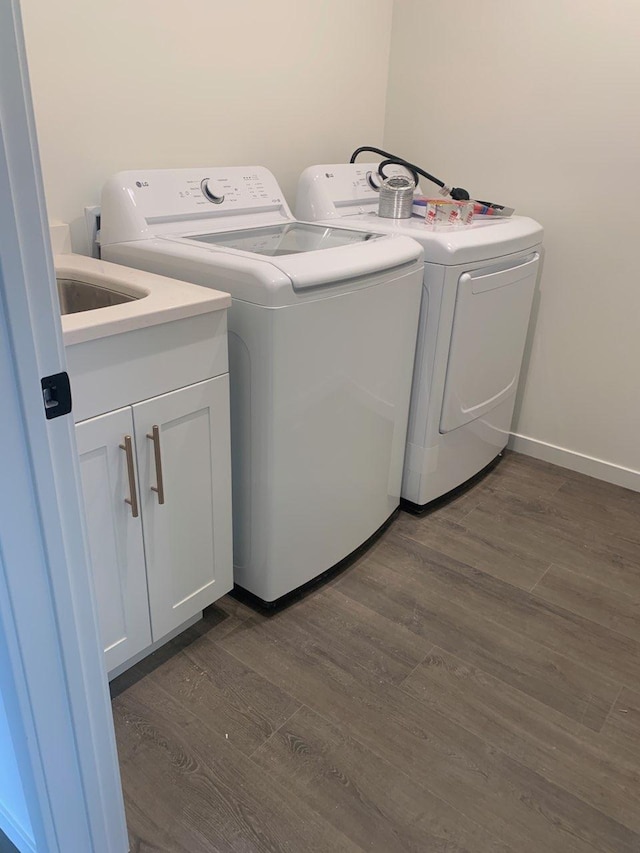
[119,435,139,518]
[146,425,165,505]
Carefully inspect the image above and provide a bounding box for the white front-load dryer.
[100,167,423,602]
[296,163,543,509]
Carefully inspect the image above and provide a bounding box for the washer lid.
[172,223,421,292]
[186,222,380,256]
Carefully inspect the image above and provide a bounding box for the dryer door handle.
[467,252,540,294]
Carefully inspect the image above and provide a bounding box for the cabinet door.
[76,407,151,674]
[133,376,233,640]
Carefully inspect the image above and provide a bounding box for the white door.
[133,376,233,639]
[1,1,127,850]
[76,408,152,673]
[440,252,540,433]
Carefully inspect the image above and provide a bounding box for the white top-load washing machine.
[100,166,423,603]
[296,163,543,510]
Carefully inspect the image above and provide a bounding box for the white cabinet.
[67,299,232,678]
[76,376,233,677]
[76,406,151,674]
[133,377,233,639]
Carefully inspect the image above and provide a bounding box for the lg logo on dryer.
[135,181,149,188]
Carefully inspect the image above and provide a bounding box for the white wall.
[20,0,640,486]
[20,0,393,254]
[384,0,640,487]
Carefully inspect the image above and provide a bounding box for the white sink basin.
[57,276,140,314]
[56,253,230,346]
[57,254,231,422]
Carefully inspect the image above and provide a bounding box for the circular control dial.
[200,178,225,204]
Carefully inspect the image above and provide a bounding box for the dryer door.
[439,251,539,434]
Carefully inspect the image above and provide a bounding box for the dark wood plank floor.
[111,451,640,853]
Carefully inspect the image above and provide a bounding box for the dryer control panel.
[101,166,292,246]
[295,163,417,221]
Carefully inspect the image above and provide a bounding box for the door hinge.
[41,372,72,419]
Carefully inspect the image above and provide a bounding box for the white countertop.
[57,253,231,346]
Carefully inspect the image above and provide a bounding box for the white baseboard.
[508,433,640,494]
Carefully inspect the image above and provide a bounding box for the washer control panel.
[109,167,287,222]
[191,171,277,207]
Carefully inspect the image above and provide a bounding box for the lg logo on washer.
[135,181,149,188]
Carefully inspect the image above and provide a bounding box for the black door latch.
[41,372,72,419]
